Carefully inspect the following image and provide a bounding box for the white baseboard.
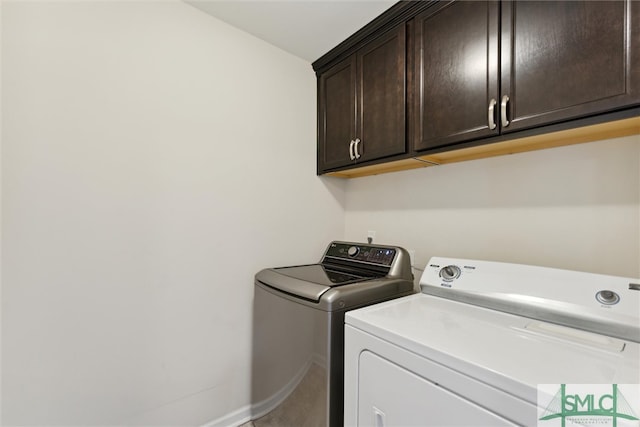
[203,357,320,427]
[249,357,313,420]
[201,404,252,427]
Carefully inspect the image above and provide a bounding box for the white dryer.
[344,257,640,426]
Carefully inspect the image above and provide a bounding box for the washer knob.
[347,246,360,257]
[440,265,461,281]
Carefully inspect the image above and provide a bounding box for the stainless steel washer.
[251,241,414,427]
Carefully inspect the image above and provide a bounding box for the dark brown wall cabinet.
[317,25,406,173]
[314,0,639,177]
[414,0,640,151]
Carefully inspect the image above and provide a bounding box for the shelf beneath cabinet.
[324,115,640,179]
[324,157,434,179]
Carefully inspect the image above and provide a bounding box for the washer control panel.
[325,242,396,266]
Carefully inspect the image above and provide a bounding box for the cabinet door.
[413,1,500,151]
[357,24,407,162]
[500,0,640,133]
[318,55,357,171]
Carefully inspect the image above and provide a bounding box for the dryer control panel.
[420,256,640,343]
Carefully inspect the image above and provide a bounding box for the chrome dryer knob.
[596,290,620,305]
[440,265,461,281]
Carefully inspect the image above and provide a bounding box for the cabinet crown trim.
[311,1,435,75]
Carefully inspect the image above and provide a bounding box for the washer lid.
[275,264,380,287]
[256,264,382,302]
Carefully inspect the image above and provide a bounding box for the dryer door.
[357,351,515,426]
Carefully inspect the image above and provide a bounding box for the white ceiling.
[185,1,397,62]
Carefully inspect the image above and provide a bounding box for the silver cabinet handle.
[354,138,361,159]
[488,98,497,130]
[349,140,355,160]
[501,95,510,127]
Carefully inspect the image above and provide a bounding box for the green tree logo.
[540,384,639,427]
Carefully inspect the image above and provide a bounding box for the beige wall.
[1,1,344,425]
[345,135,640,279]
[2,0,639,426]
